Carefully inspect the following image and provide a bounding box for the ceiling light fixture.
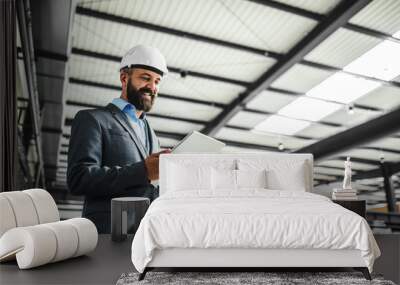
[346,104,355,115]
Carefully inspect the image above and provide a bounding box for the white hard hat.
[119,45,168,76]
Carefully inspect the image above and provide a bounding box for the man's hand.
[144,149,171,181]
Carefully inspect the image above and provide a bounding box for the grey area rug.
[116,272,395,285]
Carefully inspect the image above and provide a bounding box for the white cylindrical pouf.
[65,218,98,257]
[0,196,16,237]
[0,226,57,269]
[1,192,39,227]
[43,221,79,262]
[23,189,60,223]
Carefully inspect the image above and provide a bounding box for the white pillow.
[236,169,267,189]
[238,159,308,191]
[167,163,211,191]
[211,169,268,191]
[211,168,236,190]
[267,162,306,191]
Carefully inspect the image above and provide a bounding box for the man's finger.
[151,149,171,158]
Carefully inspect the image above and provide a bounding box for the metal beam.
[243,107,343,127]
[345,23,400,45]
[71,48,249,87]
[314,165,347,171]
[353,161,400,180]
[337,156,381,166]
[146,113,206,125]
[225,125,313,141]
[381,163,397,212]
[220,139,280,152]
[202,0,372,136]
[60,128,282,153]
[64,111,207,126]
[69,77,120,91]
[248,0,323,21]
[294,106,400,160]
[358,146,400,155]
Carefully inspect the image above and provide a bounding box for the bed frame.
[137,154,372,281]
[139,248,371,280]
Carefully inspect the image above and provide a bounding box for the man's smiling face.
[123,68,161,112]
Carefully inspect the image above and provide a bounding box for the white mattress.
[131,190,380,273]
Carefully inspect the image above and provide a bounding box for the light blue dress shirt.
[111,98,148,149]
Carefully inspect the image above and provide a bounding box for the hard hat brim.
[120,64,167,76]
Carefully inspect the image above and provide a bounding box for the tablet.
[172,131,225,154]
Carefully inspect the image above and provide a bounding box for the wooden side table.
[333,199,366,218]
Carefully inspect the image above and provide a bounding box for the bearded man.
[67,45,170,233]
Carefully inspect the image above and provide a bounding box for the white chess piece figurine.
[343,157,352,190]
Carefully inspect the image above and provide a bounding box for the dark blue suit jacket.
[67,103,160,233]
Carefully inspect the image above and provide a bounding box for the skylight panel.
[278,97,342,122]
[344,40,400,81]
[254,115,310,136]
[306,72,380,104]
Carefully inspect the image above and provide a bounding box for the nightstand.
[333,199,366,218]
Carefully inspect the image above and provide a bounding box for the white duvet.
[131,190,380,273]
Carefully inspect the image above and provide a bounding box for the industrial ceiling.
[17,0,400,208]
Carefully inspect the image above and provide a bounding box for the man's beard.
[126,79,155,112]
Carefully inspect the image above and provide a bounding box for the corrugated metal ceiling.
[270,64,335,93]
[245,90,296,113]
[215,127,313,150]
[79,0,317,53]
[49,0,400,194]
[274,0,341,15]
[304,28,381,68]
[323,107,381,127]
[349,0,400,35]
[69,54,245,104]
[73,14,277,83]
[356,85,400,110]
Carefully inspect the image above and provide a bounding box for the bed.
[131,153,380,280]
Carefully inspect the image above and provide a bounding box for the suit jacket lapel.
[106,104,148,159]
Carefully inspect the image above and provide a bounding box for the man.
[67,45,170,233]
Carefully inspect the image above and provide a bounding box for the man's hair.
[120,67,135,76]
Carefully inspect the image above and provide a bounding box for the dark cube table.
[333,199,366,218]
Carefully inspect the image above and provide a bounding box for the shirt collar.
[111,98,146,120]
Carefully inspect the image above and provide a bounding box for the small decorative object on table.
[332,157,365,217]
[332,157,358,201]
